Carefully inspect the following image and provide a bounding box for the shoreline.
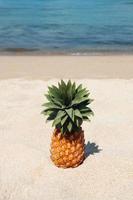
[0,55,133,80]
[1,50,133,56]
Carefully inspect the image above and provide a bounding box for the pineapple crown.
[42,80,94,134]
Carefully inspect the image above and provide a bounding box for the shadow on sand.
[85,141,102,158]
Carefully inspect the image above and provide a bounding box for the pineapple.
[42,80,94,168]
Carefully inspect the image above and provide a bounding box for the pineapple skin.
[50,129,85,168]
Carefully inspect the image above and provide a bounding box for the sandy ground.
[0,55,133,79]
[0,76,133,200]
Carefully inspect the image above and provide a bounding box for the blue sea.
[0,0,133,54]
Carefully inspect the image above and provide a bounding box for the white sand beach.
[0,56,133,200]
[0,55,133,79]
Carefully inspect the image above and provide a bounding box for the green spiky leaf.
[68,121,73,132]
[74,109,82,119]
[61,115,68,126]
[66,108,74,121]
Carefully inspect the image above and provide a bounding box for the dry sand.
[0,55,133,79]
[0,56,133,200]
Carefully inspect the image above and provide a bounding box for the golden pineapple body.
[50,129,85,168]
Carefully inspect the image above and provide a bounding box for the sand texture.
[0,78,133,200]
[0,55,133,79]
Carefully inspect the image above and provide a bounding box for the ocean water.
[0,0,133,54]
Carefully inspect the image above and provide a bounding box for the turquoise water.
[0,0,133,54]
